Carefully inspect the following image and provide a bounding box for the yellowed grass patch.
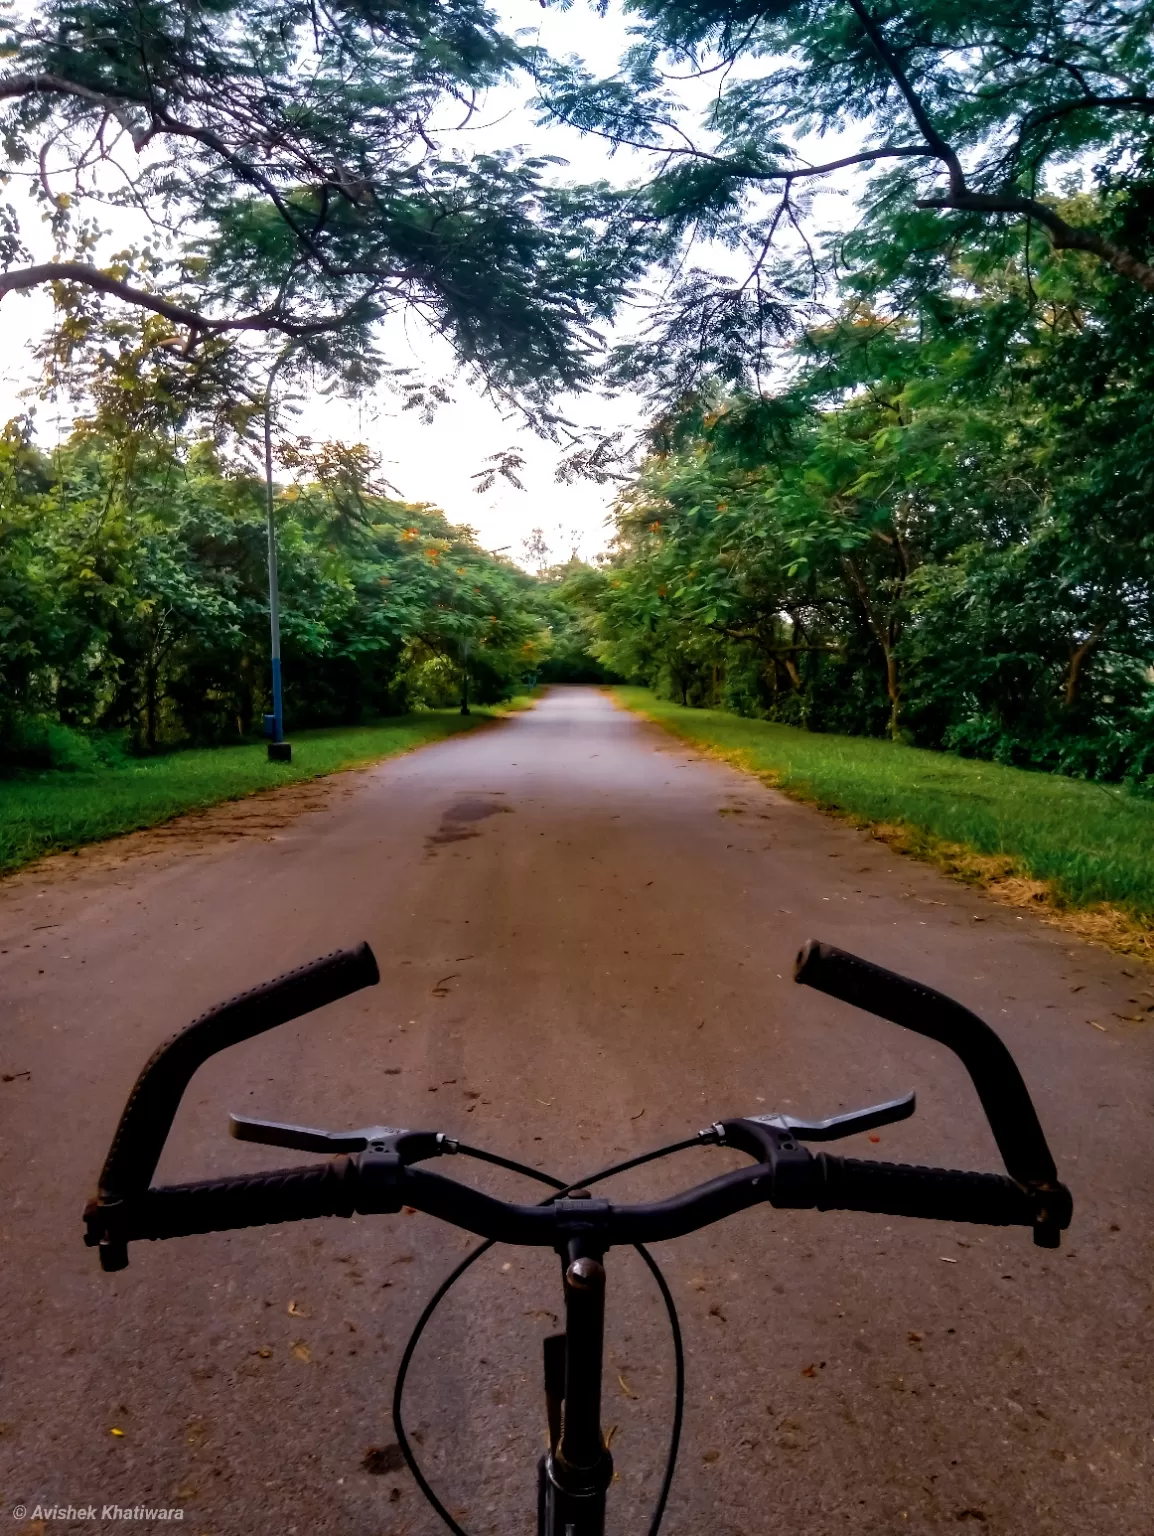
[622,694,1154,963]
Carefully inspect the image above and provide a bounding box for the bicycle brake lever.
[745,1091,916,1142]
[229,1115,449,1163]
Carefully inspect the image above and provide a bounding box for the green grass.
[615,687,1154,921]
[0,704,527,875]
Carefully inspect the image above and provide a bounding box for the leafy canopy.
[0,0,651,411]
[538,0,1154,396]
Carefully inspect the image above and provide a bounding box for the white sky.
[0,0,861,565]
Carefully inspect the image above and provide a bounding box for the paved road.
[2,688,1151,1536]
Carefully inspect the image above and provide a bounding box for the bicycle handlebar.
[85,1145,1063,1255]
[83,936,1073,1268]
[92,943,379,1268]
[794,940,1056,1187]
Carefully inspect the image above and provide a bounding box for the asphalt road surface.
[2,688,1152,1536]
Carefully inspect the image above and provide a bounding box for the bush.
[0,716,126,775]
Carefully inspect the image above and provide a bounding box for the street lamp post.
[263,353,292,763]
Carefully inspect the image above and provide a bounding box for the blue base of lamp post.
[267,741,292,762]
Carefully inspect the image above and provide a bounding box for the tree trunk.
[144,662,158,753]
[841,553,903,737]
[1063,627,1103,709]
[883,644,900,739]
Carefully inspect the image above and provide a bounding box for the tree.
[538,0,1154,394]
[0,412,555,762]
[580,218,1154,778]
[1,0,651,412]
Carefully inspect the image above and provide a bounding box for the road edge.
[610,689,1154,966]
[0,698,535,885]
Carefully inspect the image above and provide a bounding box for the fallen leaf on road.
[604,1424,617,1449]
[537,1098,553,1107]
[1089,1021,1107,1032]
[618,1373,638,1399]
[702,1449,720,1463]
[908,1332,923,1344]
[801,1364,817,1378]
[287,1300,306,1317]
[254,1346,272,1359]
[940,1257,958,1264]
[291,1342,311,1363]
[868,1134,881,1143]
[110,1427,125,1437]
[630,1108,646,1120]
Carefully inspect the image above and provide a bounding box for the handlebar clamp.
[355,1149,407,1215]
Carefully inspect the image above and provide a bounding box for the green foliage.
[538,0,1154,395]
[619,687,1154,919]
[1,0,653,412]
[0,419,553,763]
[535,562,622,684]
[576,218,1154,785]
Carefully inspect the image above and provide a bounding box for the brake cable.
[392,1136,704,1536]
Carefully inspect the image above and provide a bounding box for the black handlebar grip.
[813,1156,1062,1229]
[794,940,1057,1190]
[97,943,380,1207]
[87,1158,360,1247]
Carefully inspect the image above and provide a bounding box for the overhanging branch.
[916,191,1154,293]
[0,261,364,335]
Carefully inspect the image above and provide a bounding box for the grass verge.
[0,701,530,876]
[614,687,1154,960]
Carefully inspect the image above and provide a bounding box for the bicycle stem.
[539,1233,615,1536]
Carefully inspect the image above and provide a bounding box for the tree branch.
[916,190,1154,292]
[836,3,1154,294]
[841,0,966,197]
[0,72,149,144]
[0,261,363,336]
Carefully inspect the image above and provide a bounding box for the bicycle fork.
[538,1250,614,1536]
